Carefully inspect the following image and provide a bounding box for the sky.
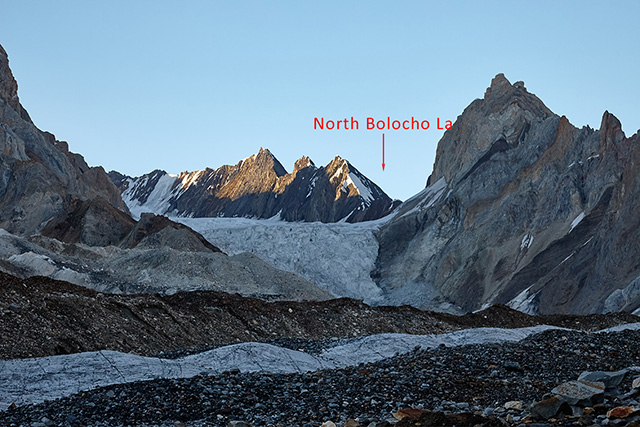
[1,1,639,201]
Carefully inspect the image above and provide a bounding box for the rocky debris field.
[3,328,640,426]
[2,272,638,360]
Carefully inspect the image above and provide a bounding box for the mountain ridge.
[373,73,640,315]
[110,148,400,223]
[0,43,130,241]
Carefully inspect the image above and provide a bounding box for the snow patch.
[123,173,177,220]
[570,211,585,231]
[348,172,374,202]
[179,170,205,190]
[330,163,346,182]
[398,177,447,219]
[507,285,539,315]
[520,234,534,250]
[341,174,355,194]
[560,253,574,265]
[306,176,319,198]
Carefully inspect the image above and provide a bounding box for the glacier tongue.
[177,217,391,303]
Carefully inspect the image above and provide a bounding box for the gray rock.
[504,400,524,411]
[0,45,129,241]
[552,380,605,406]
[483,407,495,416]
[530,396,569,420]
[578,369,627,388]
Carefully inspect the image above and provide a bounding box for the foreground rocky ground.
[4,273,640,426]
[3,327,640,426]
[2,272,637,360]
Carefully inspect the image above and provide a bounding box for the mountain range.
[0,43,329,301]
[108,150,399,223]
[2,40,640,316]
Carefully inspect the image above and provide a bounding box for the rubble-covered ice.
[0,325,561,409]
[5,323,640,409]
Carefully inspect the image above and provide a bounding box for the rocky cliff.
[0,44,128,241]
[373,74,640,315]
[110,149,400,223]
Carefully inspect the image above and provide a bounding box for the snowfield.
[176,216,392,304]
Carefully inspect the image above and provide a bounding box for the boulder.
[552,380,605,406]
[578,369,627,388]
[530,396,571,420]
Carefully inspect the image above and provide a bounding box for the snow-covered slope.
[121,171,179,220]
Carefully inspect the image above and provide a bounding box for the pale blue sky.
[2,1,638,201]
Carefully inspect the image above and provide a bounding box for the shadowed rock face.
[111,150,400,223]
[40,197,136,247]
[374,74,640,315]
[119,212,223,252]
[0,43,128,238]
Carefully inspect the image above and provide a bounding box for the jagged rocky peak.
[428,73,555,187]
[111,149,398,222]
[238,147,287,176]
[0,43,128,238]
[326,155,348,178]
[293,155,315,172]
[374,73,640,315]
[0,44,28,121]
[600,110,626,148]
[483,72,514,98]
[0,44,17,105]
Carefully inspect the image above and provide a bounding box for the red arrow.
[382,133,386,171]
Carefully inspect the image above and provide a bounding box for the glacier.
[176,216,392,304]
[4,323,640,409]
